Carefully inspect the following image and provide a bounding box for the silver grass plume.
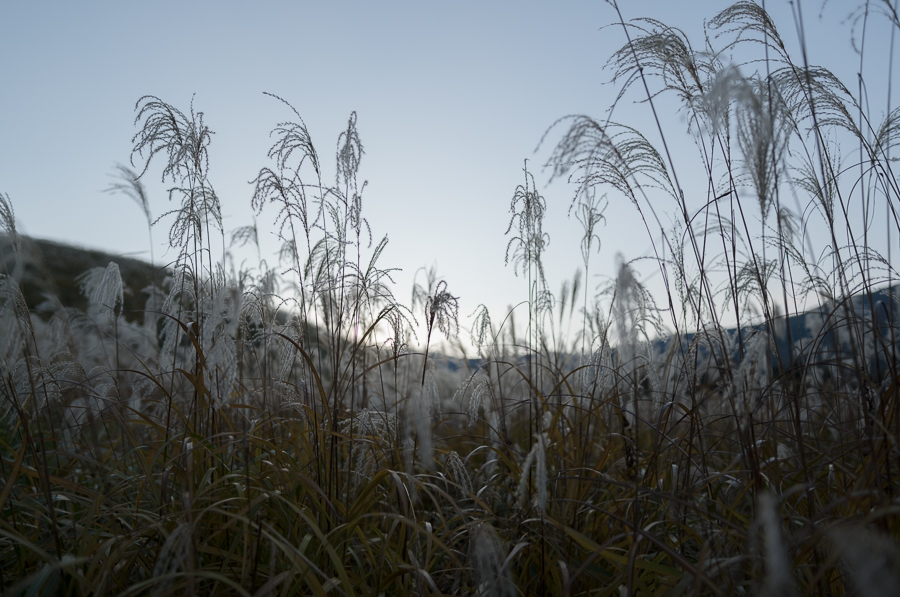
[706,2,790,65]
[424,358,440,415]
[341,409,398,486]
[684,323,734,384]
[421,279,459,384]
[533,286,555,320]
[77,262,124,319]
[756,492,796,597]
[85,365,119,413]
[467,372,494,424]
[199,283,240,408]
[0,191,19,258]
[546,118,677,211]
[580,335,613,398]
[401,436,415,480]
[611,255,640,367]
[404,360,439,472]
[33,310,71,357]
[605,16,718,110]
[105,163,150,222]
[468,524,514,597]
[277,316,304,382]
[251,93,323,273]
[452,369,494,424]
[341,408,399,438]
[609,255,660,387]
[481,409,502,489]
[0,275,34,368]
[735,77,790,221]
[574,189,606,269]
[336,111,364,191]
[159,266,198,360]
[10,357,61,418]
[639,338,661,400]
[573,190,606,372]
[277,237,298,268]
[445,450,472,494]
[105,163,154,265]
[452,369,479,406]
[202,327,237,409]
[411,265,438,316]
[516,430,548,513]
[131,95,221,257]
[230,220,259,258]
[695,64,790,220]
[388,308,409,363]
[505,161,549,288]
[424,280,460,344]
[695,65,744,138]
[470,304,493,359]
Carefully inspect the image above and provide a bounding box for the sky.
[2,1,897,352]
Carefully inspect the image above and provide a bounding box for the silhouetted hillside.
[0,235,165,321]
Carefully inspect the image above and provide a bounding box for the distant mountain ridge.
[641,284,900,381]
[0,235,165,321]
[449,284,900,379]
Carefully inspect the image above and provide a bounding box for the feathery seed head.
[468,524,514,597]
[0,275,32,335]
[470,304,493,358]
[609,255,660,373]
[132,95,213,183]
[77,262,124,319]
[451,369,494,424]
[230,221,259,254]
[734,77,790,220]
[336,111,364,189]
[445,450,472,494]
[505,161,549,285]
[0,192,19,256]
[575,190,606,268]
[516,432,548,513]
[468,372,493,423]
[131,95,222,255]
[105,163,151,222]
[425,280,459,342]
[388,309,409,362]
[756,492,796,597]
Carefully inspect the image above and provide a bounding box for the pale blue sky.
[2,1,896,349]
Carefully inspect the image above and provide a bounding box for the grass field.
[2,1,900,595]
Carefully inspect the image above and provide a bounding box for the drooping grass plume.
[105,162,155,265]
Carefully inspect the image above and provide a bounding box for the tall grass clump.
[2,1,900,595]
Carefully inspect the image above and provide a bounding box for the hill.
[0,234,166,321]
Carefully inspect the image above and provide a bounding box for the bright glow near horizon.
[2,1,897,352]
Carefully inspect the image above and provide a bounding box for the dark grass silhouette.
[2,1,900,594]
